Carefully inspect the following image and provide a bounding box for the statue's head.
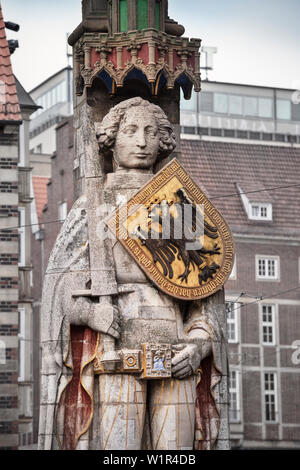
[97,97,176,172]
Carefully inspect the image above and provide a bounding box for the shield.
[106,158,234,300]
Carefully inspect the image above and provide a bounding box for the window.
[18,208,26,267]
[258,98,273,118]
[19,122,25,166]
[214,93,228,114]
[229,370,240,422]
[277,99,291,120]
[18,308,25,381]
[51,87,56,105]
[292,102,300,121]
[46,90,51,109]
[244,96,258,116]
[58,81,67,103]
[59,202,68,223]
[249,203,272,221]
[41,94,46,111]
[229,95,243,115]
[137,0,148,30]
[226,302,239,343]
[155,0,160,30]
[261,304,276,345]
[181,89,197,111]
[256,256,279,280]
[119,0,128,32]
[33,80,67,118]
[264,373,278,422]
[199,92,213,113]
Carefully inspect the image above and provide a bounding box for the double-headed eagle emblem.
[134,188,221,286]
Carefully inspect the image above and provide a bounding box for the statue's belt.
[94,343,172,380]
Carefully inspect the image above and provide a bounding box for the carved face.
[113,106,160,171]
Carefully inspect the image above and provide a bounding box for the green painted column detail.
[120,0,128,32]
[155,0,160,30]
[137,0,148,30]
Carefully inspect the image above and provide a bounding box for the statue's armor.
[105,172,186,351]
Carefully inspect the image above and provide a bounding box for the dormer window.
[236,183,273,222]
[250,203,272,221]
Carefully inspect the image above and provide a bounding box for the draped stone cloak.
[38,192,230,451]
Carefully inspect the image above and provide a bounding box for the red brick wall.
[227,241,300,301]
[42,117,74,268]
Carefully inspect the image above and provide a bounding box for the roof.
[32,176,49,225]
[14,75,38,111]
[0,5,21,122]
[180,140,300,239]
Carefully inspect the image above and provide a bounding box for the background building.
[29,67,73,155]
[181,80,300,144]
[181,139,300,449]
[0,6,37,450]
[180,79,300,448]
[15,76,38,449]
[0,9,21,450]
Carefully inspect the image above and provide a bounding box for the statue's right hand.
[89,303,121,339]
[72,297,121,339]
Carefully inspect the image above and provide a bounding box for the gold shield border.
[106,158,235,300]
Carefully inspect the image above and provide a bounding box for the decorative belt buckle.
[94,350,141,374]
[121,350,141,372]
[141,343,172,379]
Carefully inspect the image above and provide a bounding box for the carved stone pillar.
[84,46,92,70]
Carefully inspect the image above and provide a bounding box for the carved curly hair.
[96,97,176,160]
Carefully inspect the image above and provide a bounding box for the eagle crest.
[133,188,221,286]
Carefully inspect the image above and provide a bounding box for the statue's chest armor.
[106,172,152,285]
[104,173,185,349]
[116,285,184,350]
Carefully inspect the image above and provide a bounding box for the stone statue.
[38,98,229,451]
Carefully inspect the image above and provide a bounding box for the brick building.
[180,140,300,448]
[179,80,300,448]
[15,77,38,449]
[0,4,39,449]
[0,6,22,450]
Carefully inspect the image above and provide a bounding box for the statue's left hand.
[171,343,201,379]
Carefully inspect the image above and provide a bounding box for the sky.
[1,0,300,93]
